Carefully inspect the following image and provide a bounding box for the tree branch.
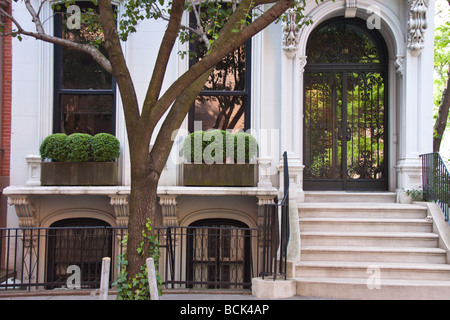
[24,0,45,34]
[98,0,140,145]
[149,0,293,134]
[0,6,113,74]
[148,0,294,173]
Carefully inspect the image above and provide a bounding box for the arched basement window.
[46,218,112,289]
[187,219,252,289]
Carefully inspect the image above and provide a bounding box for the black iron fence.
[0,224,269,291]
[0,226,126,290]
[157,226,261,290]
[421,152,450,223]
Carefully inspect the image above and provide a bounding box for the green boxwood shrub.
[183,131,206,163]
[66,133,93,162]
[91,133,120,162]
[39,133,69,162]
[203,130,231,164]
[233,132,258,164]
[182,130,258,164]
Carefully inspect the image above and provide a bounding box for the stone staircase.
[294,192,450,300]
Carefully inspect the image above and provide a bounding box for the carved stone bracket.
[299,56,307,74]
[407,0,429,53]
[282,8,300,57]
[159,195,178,227]
[109,194,129,228]
[8,195,36,228]
[395,56,405,77]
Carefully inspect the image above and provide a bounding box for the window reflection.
[54,2,115,135]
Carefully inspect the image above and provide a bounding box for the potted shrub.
[40,133,120,186]
[182,130,258,187]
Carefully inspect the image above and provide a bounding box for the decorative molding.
[8,195,37,228]
[26,155,42,186]
[257,157,273,188]
[406,0,429,53]
[109,194,129,228]
[159,195,178,227]
[299,56,307,74]
[395,56,405,77]
[345,0,358,18]
[282,8,300,57]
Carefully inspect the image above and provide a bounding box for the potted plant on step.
[40,132,120,186]
[182,130,258,187]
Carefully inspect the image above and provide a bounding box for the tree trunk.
[126,161,162,282]
[433,65,450,152]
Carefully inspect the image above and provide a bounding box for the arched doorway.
[186,219,252,289]
[46,218,112,289]
[303,17,389,191]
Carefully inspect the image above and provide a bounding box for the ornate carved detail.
[395,56,405,76]
[407,0,429,53]
[159,195,178,227]
[282,8,300,56]
[109,194,129,228]
[8,195,36,228]
[306,20,384,64]
[299,56,307,74]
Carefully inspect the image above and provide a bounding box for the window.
[188,6,251,133]
[53,2,116,135]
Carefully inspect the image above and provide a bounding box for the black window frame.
[187,10,252,133]
[53,2,117,135]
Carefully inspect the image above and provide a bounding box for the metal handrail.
[421,152,450,223]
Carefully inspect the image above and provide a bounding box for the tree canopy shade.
[0,0,323,298]
[433,0,450,152]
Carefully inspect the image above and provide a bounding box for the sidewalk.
[0,289,327,300]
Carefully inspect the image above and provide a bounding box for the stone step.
[295,276,450,300]
[300,246,447,264]
[299,218,433,233]
[295,261,450,281]
[298,203,428,219]
[301,231,439,247]
[304,191,397,203]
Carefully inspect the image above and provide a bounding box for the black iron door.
[303,18,388,191]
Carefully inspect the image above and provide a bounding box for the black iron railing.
[261,151,290,280]
[0,225,262,291]
[0,226,126,290]
[421,153,450,223]
[156,225,260,290]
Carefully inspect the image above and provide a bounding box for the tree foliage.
[433,0,450,152]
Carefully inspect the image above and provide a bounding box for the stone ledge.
[251,277,296,299]
[3,185,278,197]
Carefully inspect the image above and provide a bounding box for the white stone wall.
[7,0,437,227]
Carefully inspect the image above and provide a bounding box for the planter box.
[183,163,257,187]
[41,162,118,186]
